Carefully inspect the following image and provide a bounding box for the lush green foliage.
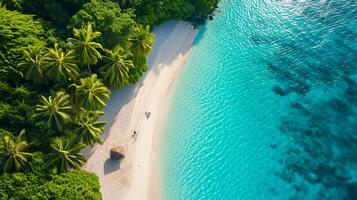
[117,0,219,26]
[0,170,102,200]
[18,47,48,84]
[0,0,218,198]
[0,6,46,84]
[46,44,80,82]
[70,0,136,48]
[3,0,219,28]
[128,0,195,25]
[0,130,32,173]
[129,25,154,57]
[0,81,39,133]
[34,91,73,131]
[74,109,107,146]
[101,47,134,89]
[67,24,103,70]
[47,136,86,173]
[73,74,110,110]
[2,0,90,28]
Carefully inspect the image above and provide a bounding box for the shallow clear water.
[162,0,357,199]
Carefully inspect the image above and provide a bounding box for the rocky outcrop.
[110,146,125,160]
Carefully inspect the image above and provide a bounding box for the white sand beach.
[83,20,198,200]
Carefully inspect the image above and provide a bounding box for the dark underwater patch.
[260,0,357,199]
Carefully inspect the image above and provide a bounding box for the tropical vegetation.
[47,136,86,173]
[0,130,32,173]
[73,74,110,110]
[101,47,134,89]
[67,24,103,73]
[0,170,102,200]
[34,91,73,131]
[0,0,218,198]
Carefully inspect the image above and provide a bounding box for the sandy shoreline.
[83,21,198,200]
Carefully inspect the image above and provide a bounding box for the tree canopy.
[0,0,219,198]
[70,0,136,48]
[0,130,32,173]
[0,6,46,84]
[0,170,102,200]
[73,74,110,110]
[67,24,103,70]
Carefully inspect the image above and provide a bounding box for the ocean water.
[162,0,357,199]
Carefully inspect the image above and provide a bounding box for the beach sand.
[83,20,198,200]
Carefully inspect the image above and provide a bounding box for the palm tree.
[18,47,48,84]
[129,25,154,57]
[101,47,134,89]
[0,130,32,172]
[47,43,79,82]
[75,109,107,146]
[73,74,110,110]
[47,136,86,173]
[67,24,103,73]
[34,91,72,131]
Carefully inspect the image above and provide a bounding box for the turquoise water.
[162,0,357,199]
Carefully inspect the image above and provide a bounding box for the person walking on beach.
[145,111,151,119]
[132,131,137,138]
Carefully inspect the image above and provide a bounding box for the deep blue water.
[162,0,357,199]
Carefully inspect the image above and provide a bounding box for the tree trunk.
[87,64,92,74]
